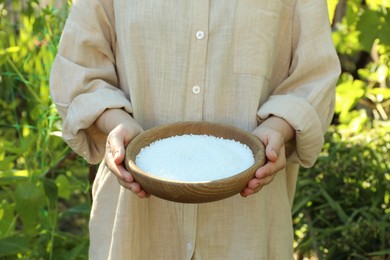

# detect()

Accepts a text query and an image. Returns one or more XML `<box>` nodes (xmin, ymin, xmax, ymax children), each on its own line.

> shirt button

<box><xmin>196</xmin><ymin>31</ymin><xmax>205</xmax><ymax>40</ymax></box>
<box><xmin>192</xmin><ymin>86</ymin><xmax>201</xmax><ymax>94</ymax></box>
<box><xmin>186</xmin><ymin>242</ymin><xmax>193</xmax><ymax>251</ymax></box>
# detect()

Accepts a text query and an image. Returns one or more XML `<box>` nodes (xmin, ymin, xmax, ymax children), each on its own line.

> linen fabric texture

<box><xmin>50</xmin><ymin>0</ymin><xmax>341</xmax><ymax>259</ymax></box>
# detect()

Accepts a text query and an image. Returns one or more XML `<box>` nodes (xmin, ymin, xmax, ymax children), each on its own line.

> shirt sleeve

<box><xmin>50</xmin><ymin>0</ymin><xmax>132</xmax><ymax>164</ymax></box>
<box><xmin>257</xmin><ymin>0</ymin><xmax>341</xmax><ymax>167</ymax></box>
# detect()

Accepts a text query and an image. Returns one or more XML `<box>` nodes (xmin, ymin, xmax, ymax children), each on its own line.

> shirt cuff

<box><xmin>258</xmin><ymin>95</ymin><xmax>324</xmax><ymax>167</ymax></box>
<box><xmin>60</xmin><ymin>88</ymin><xmax>133</xmax><ymax>164</ymax></box>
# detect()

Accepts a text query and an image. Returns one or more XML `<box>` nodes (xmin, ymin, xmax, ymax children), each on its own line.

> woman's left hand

<box><xmin>240</xmin><ymin>117</ymin><xmax>294</xmax><ymax>197</ymax></box>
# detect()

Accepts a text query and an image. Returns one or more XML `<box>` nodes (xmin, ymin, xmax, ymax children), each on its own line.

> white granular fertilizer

<box><xmin>135</xmin><ymin>134</ymin><xmax>254</xmax><ymax>182</ymax></box>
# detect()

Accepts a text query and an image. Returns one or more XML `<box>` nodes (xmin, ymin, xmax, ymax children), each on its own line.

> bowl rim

<box><xmin>125</xmin><ymin>121</ymin><xmax>265</xmax><ymax>185</ymax></box>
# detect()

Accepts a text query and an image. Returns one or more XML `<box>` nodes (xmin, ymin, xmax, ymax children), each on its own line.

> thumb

<box><xmin>266</xmin><ymin>148</ymin><xmax>278</xmax><ymax>162</ymax></box>
<box><xmin>114</xmin><ymin>148</ymin><xmax>125</xmax><ymax>164</ymax></box>
<box><xmin>108</xmin><ymin>134</ymin><xmax>126</xmax><ymax>165</ymax></box>
<box><xmin>265</xmin><ymin>134</ymin><xmax>283</xmax><ymax>162</ymax></box>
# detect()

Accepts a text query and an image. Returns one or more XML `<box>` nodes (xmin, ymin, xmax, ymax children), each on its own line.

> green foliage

<box><xmin>294</xmin><ymin>0</ymin><xmax>390</xmax><ymax>258</ymax></box>
<box><xmin>1</xmin><ymin>0</ymin><xmax>390</xmax><ymax>259</ymax></box>
<box><xmin>332</xmin><ymin>0</ymin><xmax>390</xmax><ymax>125</ymax></box>
<box><xmin>0</xmin><ymin>1</ymin><xmax>91</xmax><ymax>259</ymax></box>
<box><xmin>294</xmin><ymin>123</ymin><xmax>390</xmax><ymax>259</ymax></box>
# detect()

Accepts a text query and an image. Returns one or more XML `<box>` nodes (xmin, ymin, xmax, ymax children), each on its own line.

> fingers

<box><xmin>109</xmin><ymin>157</ymin><xmax>150</xmax><ymax>198</ymax></box>
<box><xmin>255</xmin><ymin>146</ymin><xmax>286</xmax><ymax>179</ymax></box>
<box><xmin>118</xmin><ymin>178</ymin><xmax>150</xmax><ymax>198</ymax></box>
<box><xmin>240</xmin><ymin>160</ymin><xmax>281</xmax><ymax>198</ymax></box>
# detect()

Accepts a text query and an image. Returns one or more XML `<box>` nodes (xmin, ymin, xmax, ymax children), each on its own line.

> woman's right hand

<box><xmin>104</xmin><ymin>123</ymin><xmax>149</xmax><ymax>198</ymax></box>
<box><xmin>95</xmin><ymin>108</ymin><xmax>149</xmax><ymax>198</ymax></box>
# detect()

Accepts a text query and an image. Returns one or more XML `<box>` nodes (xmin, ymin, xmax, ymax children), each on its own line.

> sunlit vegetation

<box><xmin>0</xmin><ymin>0</ymin><xmax>389</xmax><ymax>259</ymax></box>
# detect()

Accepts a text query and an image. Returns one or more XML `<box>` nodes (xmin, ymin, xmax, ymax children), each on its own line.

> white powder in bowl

<box><xmin>135</xmin><ymin>134</ymin><xmax>255</xmax><ymax>182</ymax></box>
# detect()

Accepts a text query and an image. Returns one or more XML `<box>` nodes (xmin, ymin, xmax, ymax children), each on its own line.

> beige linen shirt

<box><xmin>50</xmin><ymin>0</ymin><xmax>340</xmax><ymax>259</ymax></box>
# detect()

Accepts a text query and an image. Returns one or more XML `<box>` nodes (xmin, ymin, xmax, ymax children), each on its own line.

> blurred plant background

<box><xmin>293</xmin><ymin>0</ymin><xmax>390</xmax><ymax>259</ymax></box>
<box><xmin>0</xmin><ymin>0</ymin><xmax>90</xmax><ymax>259</ymax></box>
<box><xmin>0</xmin><ymin>0</ymin><xmax>389</xmax><ymax>259</ymax></box>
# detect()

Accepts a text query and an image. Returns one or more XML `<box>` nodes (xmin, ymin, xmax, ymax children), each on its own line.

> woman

<box><xmin>50</xmin><ymin>0</ymin><xmax>340</xmax><ymax>259</ymax></box>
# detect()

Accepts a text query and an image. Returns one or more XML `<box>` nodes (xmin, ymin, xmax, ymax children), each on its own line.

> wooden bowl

<box><xmin>125</xmin><ymin>121</ymin><xmax>265</xmax><ymax>203</ymax></box>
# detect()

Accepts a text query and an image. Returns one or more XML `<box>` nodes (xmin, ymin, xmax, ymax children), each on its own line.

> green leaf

<box><xmin>367</xmin><ymin>87</ymin><xmax>390</xmax><ymax>100</ymax></box>
<box><xmin>0</xmin><ymin>46</ymin><xmax>20</xmax><ymax>56</ymax></box>
<box><xmin>357</xmin><ymin>9</ymin><xmax>381</xmax><ymax>52</ymax></box>
<box><xmin>14</xmin><ymin>180</ymin><xmax>46</xmax><ymax>230</ymax></box>
<box><xmin>43</xmin><ymin>178</ymin><xmax>58</xmax><ymax>208</ymax></box>
<box><xmin>66</xmin><ymin>240</ymin><xmax>89</xmax><ymax>260</ymax></box>
<box><xmin>2</xmin><ymin>140</ymin><xmax>25</xmax><ymax>155</ymax></box>
<box><xmin>378</xmin><ymin>16</ymin><xmax>390</xmax><ymax>45</ymax></box>
<box><xmin>347</xmin><ymin>110</ymin><xmax>368</xmax><ymax>132</ymax></box>
<box><xmin>319</xmin><ymin>187</ymin><xmax>349</xmax><ymax>223</ymax></box>
<box><xmin>0</xmin><ymin>235</ymin><xmax>29</xmax><ymax>257</ymax></box>
<box><xmin>63</xmin><ymin>203</ymin><xmax>91</xmax><ymax>217</ymax></box>
<box><xmin>357</xmin><ymin>8</ymin><xmax>390</xmax><ymax>51</ymax></box>
<box><xmin>55</xmin><ymin>175</ymin><xmax>71</xmax><ymax>200</ymax></box>
<box><xmin>335</xmin><ymin>75</ymin><xmax>366</xmax><ymax>116</ymax></box>
<box><xmin>292</xmin><ymin>190</ymin><xmax>321</xmax><ymax>215</ymax></box>
<box><xmin>0</xmin><ymin>201</ymin><xmax>15</xmax><ymax>237</ymax></box>
<box><xmin>366</xmin><ymin>0</ymin><xmax>390</xmax><ymax>10</ymax></box>
<box><xmin>0</xmin><ymin>170</ymin><xmax>28</xmax><ymax>186</ymax></box>
<box><xmin>366</xmin><ymin>249</ymin><xmax>390</xmax><ymax>256</ymax></box>
<box><xmin>0</xmin><ymin>155</ymin><xmax>16</xmax><ymax>170</ymax></box>
<box><xmin>344</xmin><ymin>0</ymin><xmax>362</xmax><ymax>27</ymax></box>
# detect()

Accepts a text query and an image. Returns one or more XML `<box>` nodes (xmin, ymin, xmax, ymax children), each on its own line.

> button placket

<box><xmin>184</xmin><ymin>0</ymin><xmax>209</xmax><ymax>121</ymax></box>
